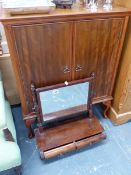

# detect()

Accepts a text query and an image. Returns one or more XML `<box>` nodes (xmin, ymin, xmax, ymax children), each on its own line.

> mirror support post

<box><xmin>30</xmin><ymin>73</ymin><xmax>96</xmax><ymax>133</ymax></box>
<box><xmin>31</xmin><ymin>83</ymin><xmax>43</xmax><ymax>133</ymax></box>
<box><xmin>88</xmin><ymin>72</ymin><xmax>95</xmax><ymax>118</ymax></box>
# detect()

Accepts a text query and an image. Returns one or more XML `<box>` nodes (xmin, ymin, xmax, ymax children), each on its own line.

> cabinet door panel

<box><xmin>12</xmin><ymin>22</ymin><xmax>72</xmax><ymax>111</ymax></box>
<box><xmin>74</xmin><ymin>18</ymin><xmax>124</xmax><ymax>99</ymax></box>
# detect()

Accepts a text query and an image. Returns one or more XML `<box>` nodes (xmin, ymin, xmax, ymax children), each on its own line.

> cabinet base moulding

<box><xmin>109</xmin><ymin>107</ymin><xmax>131</xmax><ymax>125</ymax></box>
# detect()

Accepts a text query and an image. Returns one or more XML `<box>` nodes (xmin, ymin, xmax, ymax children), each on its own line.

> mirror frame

<box><xmin>32</xmin><ymin>73</ymin><xmax>95</xmax><ymax>125</ymax></box>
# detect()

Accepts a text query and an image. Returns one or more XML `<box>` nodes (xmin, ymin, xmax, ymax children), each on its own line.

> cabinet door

<box><xmin>12</xmin><ymin>22</ymin><xmax>72</xmax><ymax>112</ymax></box>
<box><xmin>74</xmin><ymin>18</ymin><xmax>124</xmax><ymax>100</ymax></box>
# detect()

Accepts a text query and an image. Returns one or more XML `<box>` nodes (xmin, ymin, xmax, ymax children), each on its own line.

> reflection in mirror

<box><xmin>39</xmin><ymin>82</ymin><xmax>89</xmax><ymax>121</ymax></box>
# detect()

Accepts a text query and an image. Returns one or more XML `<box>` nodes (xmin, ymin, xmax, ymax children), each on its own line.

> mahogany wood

<box><xmin>25</xmin><ymin>117</ymin><xmax>36</xmax><ymax>138</ymax></box>
<box><xmin>12</xmin><ymin>22</ymin><xmax>72</xmax><ymax>115</ymax></box>
<box><xmin>35</xmin><ymin>116</ymin><xmax>104</xmax><ymax>151</ymax></box>
<box><xmin>36</xmin><ymin>75</ymin><xmax>94</xmax><ymax>124</ymax></box>
<box><xmin>73</xmin><ymin>18</ymin><xmax>124</xmax><ymax>98</ymax></box>
<box><xmin>33</xmin><ymin>72</ymin><xmax>103</xmax><ymax>158</ymax></box>
<box><xmin>0</xmin><ymin>7</ymin><xmax>131</xmax><ymax>134</ymax></box>
<box><xmin>41</xmin><ymin>133</ymin><xmax>106</xmax><ymax>159</ymax></box>
<box><xmin>36</xmin><ymin>76</ymin><xmax>93</xmax><ymax>92</ymax></box>
<box><xmin>42</xmin><ymin>104</ymin><xmax>87</xmax><ymax>122</ymax></box>
<box><xmin>0</xmin><ymin>7</ymin><xmax>130</xmax><ymax>159</ymax></box>
<box><xmin>1</xmin><ymin>8</ymin><xmax>131</xmax><ymax>23</ymax></box>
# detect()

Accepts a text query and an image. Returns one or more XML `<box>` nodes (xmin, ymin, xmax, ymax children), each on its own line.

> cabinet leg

<box><xmin>25</xmin><ymin>118</ymin><xmax>36</xmax><ymax>139</ymax></box>
<box><xmin>103</xmin><ymin>101</ymin><xmax>111</xmax><ymax>118</ymax></box>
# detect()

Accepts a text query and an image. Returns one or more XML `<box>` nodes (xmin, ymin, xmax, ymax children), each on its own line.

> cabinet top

<box><xmin>0</xmin><ymin>6</ymin><xmax>131</xmax><ymax>24</ymax></box>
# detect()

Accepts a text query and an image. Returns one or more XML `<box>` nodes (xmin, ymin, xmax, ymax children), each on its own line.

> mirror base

<box><xmin>35</xmin><ymin>115</ymin><xmax>106</xmax><ymax>159</ymax></box>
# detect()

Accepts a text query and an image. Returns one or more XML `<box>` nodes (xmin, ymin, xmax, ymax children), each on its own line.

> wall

<box><xmin>0</xmin><ymin>1</ymin><xmax>20</xmax><ymax>105</ymax></box>
<box><xmin>0</xmin><ymin>54</ymin><xmax>20</xmax><ymax>105</ymax></box>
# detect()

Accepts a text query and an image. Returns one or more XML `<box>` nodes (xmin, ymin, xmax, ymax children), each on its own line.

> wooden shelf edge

<box><xmin>93</xmin><ymin>96</ymin><xmax>113</xmax><ymax>104</ymax></box>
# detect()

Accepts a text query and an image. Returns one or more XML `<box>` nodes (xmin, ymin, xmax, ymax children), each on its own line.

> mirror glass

<box><xmin>39</xmin><ymin>82</ymin><xmax>89</xmax><ymax>120</ymax></box>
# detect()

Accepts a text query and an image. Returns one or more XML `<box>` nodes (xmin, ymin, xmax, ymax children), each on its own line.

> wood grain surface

<box><xmin>108</xmin><ymin>0</ymin><xmax>131</xmax><ymax>124</ymax></box>
<box><xmin>0</xmin><ymin>7</ymin><xmax>130</xmax><ymax>119</ymax></box>
<box><xmin>35</xmin><ymin>115</ymin><xmax>104</xmax><ymax>151</ymax></box>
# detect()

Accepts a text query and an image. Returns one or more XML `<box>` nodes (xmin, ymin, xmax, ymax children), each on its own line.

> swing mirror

<box><xmin>36</xmin><ymin>77</ymin><xmax>93</xmax><ymax>123</ymax></box>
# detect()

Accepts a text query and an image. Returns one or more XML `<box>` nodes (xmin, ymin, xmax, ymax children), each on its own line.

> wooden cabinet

<box><xmin>1</xmin><ymin>7</ymin><xmax>130</xmax><ymax>158</ymax></box>
<box><xmin>74</xmin><ymin>18</ymin><xmax>124</xmax><ymax>100</ymax></box>
<box><xmin>12</xmin><ymin>22</ymin><xmax>72</xmax><ymax>86</ymax></box>
<box><xmin>0</xmin><ymin>7</ymin><xmax>131</xmax><ymax>127</ymax></box>
<box><xmin>109</xmin><ymin>0</ymin><xmax>131</xmax><ymax>125</ymax></box>
<box><xmin>12</xmin><ymin>22</ymin><xmax>73</xmax><ymax>112</ymax></box>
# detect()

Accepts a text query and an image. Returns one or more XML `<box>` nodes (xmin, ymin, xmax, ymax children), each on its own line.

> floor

<box><xmin>1</xmin><ymin>104</ymin><xmax>131</xmax><ymax>175</ymax></box>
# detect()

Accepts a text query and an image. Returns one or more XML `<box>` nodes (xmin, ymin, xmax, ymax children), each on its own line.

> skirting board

<box><xmin>109</xmin><ymin>107</ymin><xmax>131</xmax><ymax>125</ymax></box>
